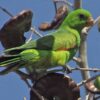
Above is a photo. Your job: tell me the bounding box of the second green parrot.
[0,9,94,75]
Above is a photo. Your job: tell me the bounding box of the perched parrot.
[0,9,94,76]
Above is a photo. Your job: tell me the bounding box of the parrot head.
[62,9,94,32]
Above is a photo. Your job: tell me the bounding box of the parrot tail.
[4,47,24,54]
[0,54,21,66]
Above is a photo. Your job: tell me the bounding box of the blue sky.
[0,0,100,100]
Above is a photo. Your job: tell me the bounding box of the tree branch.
[53,0,73,7]
[78,37,90,80]
[26,27,43,43]
[23,78,46,100]
[76,16,100,80]
[74,0,82,9]
[77,74,100,87]
[72,67,100,72]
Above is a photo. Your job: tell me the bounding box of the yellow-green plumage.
[20,49,70,67]
[0,9,93,74]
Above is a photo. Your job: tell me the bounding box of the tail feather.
[0,55,20,66]
[4,46,26,54]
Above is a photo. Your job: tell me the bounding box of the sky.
[0,0,100,100]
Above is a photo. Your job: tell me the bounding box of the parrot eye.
[78,14,85,19]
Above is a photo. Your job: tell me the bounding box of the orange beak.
[86,17,94,26]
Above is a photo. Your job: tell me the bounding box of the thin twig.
[72,67,100,72]
[26,27,43,43]
[94,16,100,25]
[77,74,100,87]
[0,6,13,17]
[30,27,43,37]
[47,66,100,73]
[15,70,46,100]
[53,0,73,7]
[52,66,100,72]
[73,57,82,63]
[74,0,82,9]
[53,0,57,13]
[24,79,46,100]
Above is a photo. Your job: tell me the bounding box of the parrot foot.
[63,65,72,74]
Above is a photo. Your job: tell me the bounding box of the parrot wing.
[4,29,79,54]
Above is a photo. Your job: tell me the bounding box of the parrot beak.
[86,17,94,26]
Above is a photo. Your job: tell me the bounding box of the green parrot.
[0,9,94,76]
